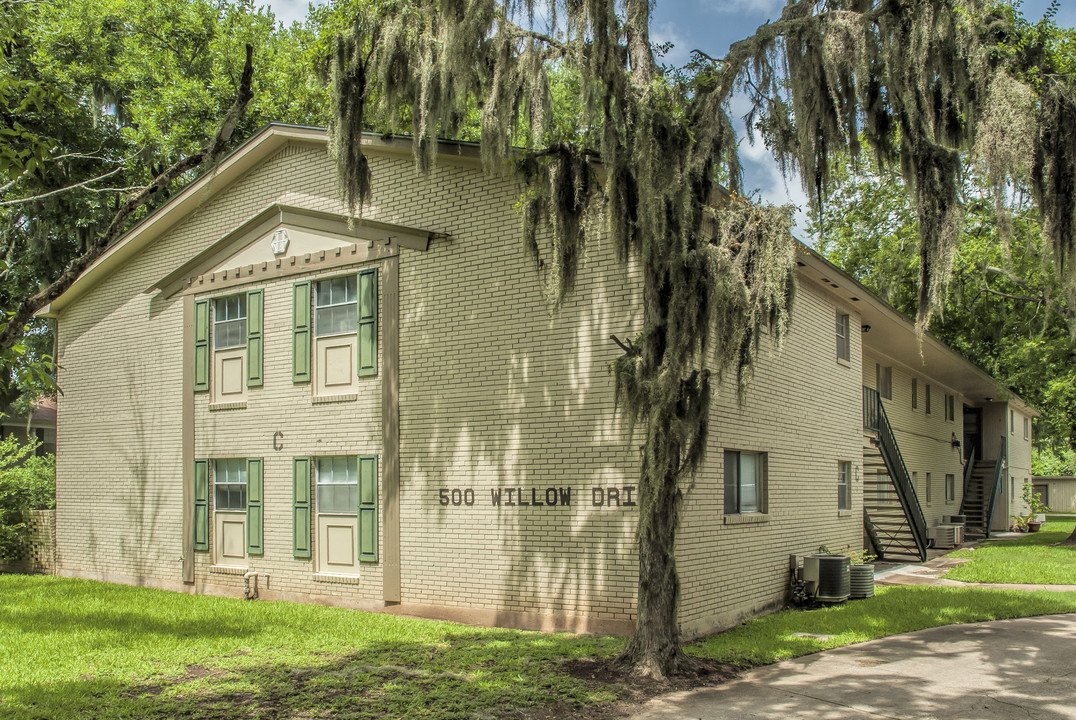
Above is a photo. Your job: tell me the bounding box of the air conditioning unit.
[929,524,964,549]
[942,515,966,525]
[802,554,850,603]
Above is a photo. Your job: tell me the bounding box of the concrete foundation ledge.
[383,602,637,636]
[51,568,636,636]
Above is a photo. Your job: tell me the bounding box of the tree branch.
[0,44,256,352]
[0,166,124,206]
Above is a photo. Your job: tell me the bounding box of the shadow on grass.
[0,576,256,644]
[1,630,622,720]
[680,614,1076,720]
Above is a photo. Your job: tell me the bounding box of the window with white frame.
[315,276,358,337]
[838,461,851,510]
[925,472,932,504]
[214,295,247,349]
[911,378,918,409]
[317,456,358,513]
[945,473,956,503]
[1024,417,1030,440]
[214,459,248,510]
[944,394,955,422]
[836,313,850,362]
[724,450,766,514]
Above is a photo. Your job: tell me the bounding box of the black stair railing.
[958,445,977,518]
[862,386,929,561]
[984,436,1007,537]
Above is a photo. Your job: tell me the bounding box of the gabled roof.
[43,124,481,316]
[43,122,1034,416]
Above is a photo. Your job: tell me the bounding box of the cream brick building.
[43,125,1035,638]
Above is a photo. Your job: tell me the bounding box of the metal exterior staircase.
[862,387,929,562]
[960,436,1007,540]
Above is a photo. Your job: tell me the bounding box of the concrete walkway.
[630,614,1076,720]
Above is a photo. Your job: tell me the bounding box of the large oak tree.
[326,0,1075,677]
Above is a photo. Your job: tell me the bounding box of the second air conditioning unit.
[928,524,964,549]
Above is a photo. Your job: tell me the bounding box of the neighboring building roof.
[43,122,1036,416]
[1,396,57,428]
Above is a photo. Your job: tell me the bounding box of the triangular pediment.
[150,204,434,297]
[211,223,357,273]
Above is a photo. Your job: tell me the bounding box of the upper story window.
[925,384,932,414]
[214,294,248,350]
[911,378,918,409]
[1010,409,1015,435]
[1024,417,1030,440]
[315,275,358,337]
[944,394,956,422]
[835,312,850,361]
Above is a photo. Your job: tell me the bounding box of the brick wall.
[54,132,876,637]
[0,509,55,575]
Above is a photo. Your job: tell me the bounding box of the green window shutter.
[292,281,311,382]
[194,459,209,551]
[357,269,378,378]
[246,289,263,387]
[292,457,312,559]
[357,455,378,562]
[193,299,210,392]
[246,458,264,555]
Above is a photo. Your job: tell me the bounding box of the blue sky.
[265,0,1073,232]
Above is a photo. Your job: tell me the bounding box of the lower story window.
[724,450,767,514]
[311,455,378,574]
[198,458,263,564]
[945,473,956,503]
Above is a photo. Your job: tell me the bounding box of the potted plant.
[1021,482,1051,533]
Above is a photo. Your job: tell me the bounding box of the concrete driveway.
[631,614,1076,720]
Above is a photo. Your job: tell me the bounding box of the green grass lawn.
[4,575,1076,719]
[0,575,622,719]
[943,518,1076,584]
[687,585,1076,667]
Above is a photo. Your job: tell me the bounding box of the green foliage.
[812,152,1076,452]
[0,575,622,719]
[0,437,55,562]
[1033,445,1076,475]
[0,0,337,411]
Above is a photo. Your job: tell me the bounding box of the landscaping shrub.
[0,436,55,562]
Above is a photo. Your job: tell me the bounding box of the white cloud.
[726,92,811,237]
[707,0,785,15]
[650,21,692,67]
[266,0,322,26]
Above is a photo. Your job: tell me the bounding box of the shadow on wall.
[114,356,169,585]
[400,226,644,629]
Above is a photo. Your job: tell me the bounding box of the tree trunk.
[617,258,694,679]
[618,448,690,678]
[1065,523,1076,546]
